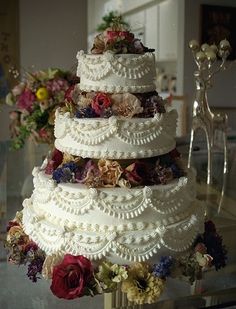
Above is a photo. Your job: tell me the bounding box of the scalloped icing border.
[22,202,205,262]
[77,51,155,81]
[54,109,177,159]
[77,51,156,93]
[31,167,196,220]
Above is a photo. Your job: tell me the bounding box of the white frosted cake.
[22,45,205,264]
[12,23,213,305]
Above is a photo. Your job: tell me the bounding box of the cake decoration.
[5,21,227,306]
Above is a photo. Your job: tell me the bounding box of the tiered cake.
[17,24,209,304]
[22,33,204,265]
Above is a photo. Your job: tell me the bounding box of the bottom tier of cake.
[22,166,205,264]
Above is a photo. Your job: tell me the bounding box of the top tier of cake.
[77,51,156,93]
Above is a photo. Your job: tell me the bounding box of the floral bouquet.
[6,68,79,149]
[91,16,154,54]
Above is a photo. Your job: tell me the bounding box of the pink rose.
[105,31,134,43]
[16,89,35,112]
[92,93,111,116]
[50,254,93,299]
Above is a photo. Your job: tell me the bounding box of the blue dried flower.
[153,256,173,279]
[52,167,73,183]
[62,162,78,172]
[170,163,183,178]
[75,107,96,118]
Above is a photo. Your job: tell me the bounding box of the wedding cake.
[7,22,226,305]
[22,42,204,265]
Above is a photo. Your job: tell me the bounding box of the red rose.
[50,254,93,299]
[45,149,63,175]
[92,93,111,116]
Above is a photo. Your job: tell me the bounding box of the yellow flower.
[121,263,165,305]
[96,261,128,291]
[36,87,49,101]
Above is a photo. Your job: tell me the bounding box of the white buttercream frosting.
[22,167,205,263]
[77,51,156,93]
[21,50,206,266]
[54,108,177,159]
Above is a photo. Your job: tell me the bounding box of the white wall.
[20,0,87,70]
[0,0,87,141]
[88,0,107,34]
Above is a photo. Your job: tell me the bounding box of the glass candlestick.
[188,39,230,212]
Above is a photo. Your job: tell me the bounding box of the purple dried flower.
[203,221,227,271]
[76,160,102,187]
[27,257,44,282]
[136,92,166,117]
[153,256,173,279]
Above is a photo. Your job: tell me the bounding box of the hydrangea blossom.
[153,256,173,279]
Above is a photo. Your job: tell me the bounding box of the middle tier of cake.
[54,108,177,159]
